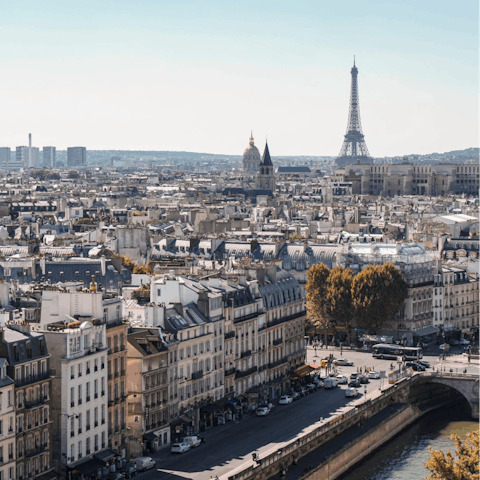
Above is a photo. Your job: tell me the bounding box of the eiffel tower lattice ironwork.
[336,59,372,167]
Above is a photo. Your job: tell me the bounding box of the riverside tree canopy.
[306,262,407,336]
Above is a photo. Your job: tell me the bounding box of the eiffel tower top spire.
[335,60,372,167]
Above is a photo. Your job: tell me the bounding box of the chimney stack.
[28,133,32,168]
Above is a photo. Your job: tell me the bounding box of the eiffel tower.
[335,59,372,167]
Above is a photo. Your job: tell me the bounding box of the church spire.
[260,141,273,167]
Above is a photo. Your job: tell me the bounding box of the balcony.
[235,366,258,379]
[15,369,55,388]
[25,445,47,458]
[268,358,287,369]
[267,310,306,328]
[25,397,45,410]
[225,368,236,377]
[224,331,235,340]
[191,371,203,380]
[233,311,259,324]
[273,338,283,346]
[240,350,252,359]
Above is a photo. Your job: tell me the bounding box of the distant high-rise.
[16,145,38,168]
[43,146,56,168]
[0,148,11,169]
[67,147,87,167]
[335,60,372,167]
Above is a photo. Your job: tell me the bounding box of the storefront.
[170,414,194,442]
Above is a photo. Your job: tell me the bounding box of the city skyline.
[0,0,478,157]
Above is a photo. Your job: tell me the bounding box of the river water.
[339,402,478,480]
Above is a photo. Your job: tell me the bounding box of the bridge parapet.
[415,372,479,419]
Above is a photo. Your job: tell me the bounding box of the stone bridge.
[396,372,479,419]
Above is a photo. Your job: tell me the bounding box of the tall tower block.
[335,60,372,167]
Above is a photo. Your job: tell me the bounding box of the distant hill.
[406,147,479,159]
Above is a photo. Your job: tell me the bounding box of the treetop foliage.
[306,262,408,334]
[424,429,479,480]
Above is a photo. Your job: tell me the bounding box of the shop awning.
[143,432,159,441]
[309,363,321,370]
[293,364,314,378]
[35,471,59,480]
[201,404,219,414]
[73,457,105,476]
[94,449,117,462]
[414,327,440,336]
[170,414,194,426]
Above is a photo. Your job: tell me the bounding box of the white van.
[182,435,202,448]
[324,377,337,389]
[134,457,155,471]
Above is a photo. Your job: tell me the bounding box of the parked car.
[324,377,337,389]
[264,402,275,411]
[439,344,450,350]
[406,362,425,371]
[134,457,156,470]
[345,387,359,397]
[183,435,202,448]
[107,473,125,480]
[367,371,380,379]
[256,406,270,416]
[279,395,293,405]
[335,375,348,384]
[333,359,354,366]
[306,383,317,392]
[122,465,137,478]
[291,391,300,400]
[349,373,358,379]
[416,360,430,368]
[298,386,307,396]
[459,339,470,345]
[313,378,324,388]
[171,443,191,454]
[358,375,369,384]
[348,378,360,388]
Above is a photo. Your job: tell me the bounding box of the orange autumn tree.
[423,429,479,480]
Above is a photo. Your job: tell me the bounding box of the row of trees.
[306,262,408,344]
[118,255,154,275]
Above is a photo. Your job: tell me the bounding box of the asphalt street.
[134,345,479,480]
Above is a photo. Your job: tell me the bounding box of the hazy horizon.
[1,0,478,157]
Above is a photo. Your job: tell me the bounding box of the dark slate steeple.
[260,141,273,167]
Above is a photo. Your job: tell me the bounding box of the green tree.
[67,170,80,179]
[352,263,407,334]
[424,429,479,480]
[326,266,355,345]
[306,263,332,344]
[46,171,61,180]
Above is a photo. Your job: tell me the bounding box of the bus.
[372,344,422,361]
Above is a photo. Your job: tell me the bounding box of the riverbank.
[267,403,419,480]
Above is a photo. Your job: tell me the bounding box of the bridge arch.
[408,374,479,419]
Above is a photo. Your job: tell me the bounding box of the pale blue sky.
[0,0,477,156]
